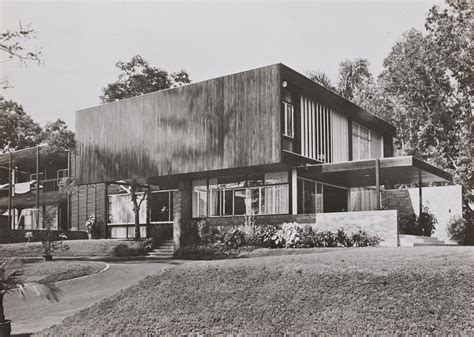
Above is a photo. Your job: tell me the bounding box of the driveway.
[4,259,187,335]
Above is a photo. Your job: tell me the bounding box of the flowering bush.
[447,216,466,243]
[24,232,33,242]
[85,214,96,239]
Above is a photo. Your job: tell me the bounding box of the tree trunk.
[0,292,5,323]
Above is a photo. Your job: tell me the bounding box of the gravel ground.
[38,246,473,335]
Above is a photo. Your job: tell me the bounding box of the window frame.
[283,102,294,138]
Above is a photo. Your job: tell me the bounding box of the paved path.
[4,259,187,335]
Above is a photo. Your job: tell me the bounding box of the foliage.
[0,259,60,324]
[447,216,466,244]
[337,59,372,101]
[41,209,69,257]
[41,119,76,152]
[24,232,33,243]
[1,23,42,89]
[141,238,154,252]
[414,206,438,237]
[85,214,96,238]
[100,55,191,103]
[0,97,43,153]
[305,69,336,92]
[58,177,77,197]
[351,230,381,247]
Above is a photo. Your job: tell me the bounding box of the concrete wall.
[407,185,462,241]
[383,185,462,241]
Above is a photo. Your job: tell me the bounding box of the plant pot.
[43,255,53,261]
[0,320,11,337]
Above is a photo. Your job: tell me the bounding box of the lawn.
[12,259,108,283]
[38,246,473,335]
[0,239,146,258]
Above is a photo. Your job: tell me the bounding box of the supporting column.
[104,183,108,239]
[36,146,40,229]
[8,152,12,229]
[146,185,151,238]
[375,158,380,210]
[291,168,298,215]
[66,151,71,229]
[418,169,423,215]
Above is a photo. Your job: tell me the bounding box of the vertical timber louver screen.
[331,111,349,162]
[300,96,333,163]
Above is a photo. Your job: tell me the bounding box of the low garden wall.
[0,228,87,244]
[206,210,398,247]
[313,210,398,247]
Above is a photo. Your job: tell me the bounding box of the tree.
[118,179,147,241]
[1,23,42,89]
[0,98,42,153]
[100,55,191,103]
[337,59,372,101]
[305,70,336,92]
[1,259,60,333]
[41,119,76,152]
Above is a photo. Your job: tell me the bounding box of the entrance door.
[323,185,348,213]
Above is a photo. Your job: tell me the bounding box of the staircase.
[399,234,450,247]
[147,240,175,259]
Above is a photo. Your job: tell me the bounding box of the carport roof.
[297,156,451,187]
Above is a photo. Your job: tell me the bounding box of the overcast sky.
[1,0,442,130]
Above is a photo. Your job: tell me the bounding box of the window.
[108,193,147,224]
[297,178,323,214]
[283,102,294,138]
[350,187,379,211]
[192,172,290,217]
[352,122,371,160]
[30,172,45,182]
[192,180,208,218]
[150,191,174,222]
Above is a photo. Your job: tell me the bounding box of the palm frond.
[16,282,61,302]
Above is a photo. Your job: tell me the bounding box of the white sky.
[1,0,442,130]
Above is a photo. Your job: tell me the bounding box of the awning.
[297,156,451,187]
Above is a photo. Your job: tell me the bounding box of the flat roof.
[297,156,451,187]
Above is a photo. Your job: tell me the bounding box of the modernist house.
[0,146,71,239]
[73,64,459,247]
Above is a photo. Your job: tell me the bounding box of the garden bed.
[0,239,147,258]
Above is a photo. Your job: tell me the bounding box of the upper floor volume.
[75,63,396,185]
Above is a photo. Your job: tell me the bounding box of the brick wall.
[382,189,415,233]
[206,210,398,247]
[314,210,398,247]
[173,180,192,249]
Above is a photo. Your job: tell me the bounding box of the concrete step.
[399,234,446,247]
[413,242,447,246]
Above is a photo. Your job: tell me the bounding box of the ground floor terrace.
[58,155,457,247]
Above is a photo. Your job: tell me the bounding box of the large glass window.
[350,187,379,211]
[352,122,371,160]
[297,178,323,214]
[193,172,289,217]
[108,193,147,224]
[150,191,174,222]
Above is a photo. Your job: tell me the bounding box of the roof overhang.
[297,156,451,187]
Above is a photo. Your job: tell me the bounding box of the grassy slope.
[16,260,107,283]
[40,247,473,335]
[0,239,145,258]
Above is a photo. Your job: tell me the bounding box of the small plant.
[222,228,246,248]
[0,259,61,335]
[24,232,33,243]
[41,208,69,261]
[447,216,466,244]
[281,223,302,248]
[85,214,96,239]
[351,230,381,247]
[142,238,155,252]
[336,228,353,247]
[416,206,438,237]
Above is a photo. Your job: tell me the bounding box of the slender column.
[418,170,423,215]
[146,185,151,238]
[8,152,12,229]
[36,146,40,228]
[375,158,380,210]
[104,183,108,239]
[67,151,71,229]
[291,168,298,214]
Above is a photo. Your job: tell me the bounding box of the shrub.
[447,216,466,243]
[336,228,353,247]
[416,207,438,237]
[351,230,381,247]
[222,228,246,248]
[248,225,280,248]
[281,223,302,248]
